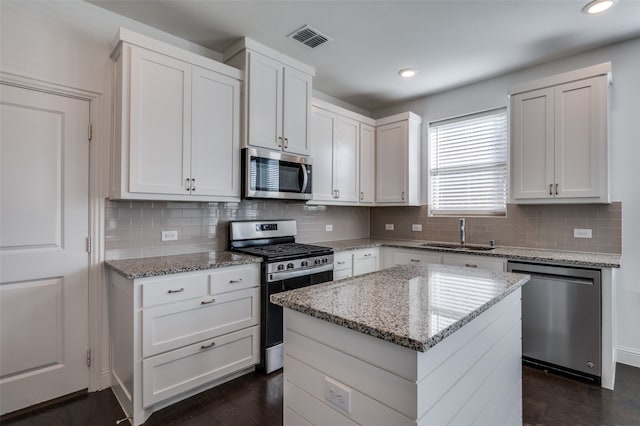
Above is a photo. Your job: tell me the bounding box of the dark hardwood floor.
[3,364,639,425]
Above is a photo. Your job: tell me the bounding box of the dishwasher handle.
[511,270,594,286]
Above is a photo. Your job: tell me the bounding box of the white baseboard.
[616,346,640,369]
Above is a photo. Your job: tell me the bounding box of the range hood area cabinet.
[110,29,242,202]
[224,38,315,156]
[375,112,422,206]
[309,99,376,205]
[510,63,611,204]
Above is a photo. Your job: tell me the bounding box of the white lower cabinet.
[441,254,506,273]
[334,248,381,279]
[109,263,260,426]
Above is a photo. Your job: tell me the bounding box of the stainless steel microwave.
[242,148,312,200]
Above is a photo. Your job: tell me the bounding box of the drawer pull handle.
[167,288,184,294]
[410,259,420,262]
[364,253,372,257]
[337,261,346,265]
[229,278,243,283]
[200,341,216,350]
[465,264,478,268]
[201,298,216,305]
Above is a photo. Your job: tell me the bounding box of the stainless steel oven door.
[262,268,333,373]
[243,147,312,200]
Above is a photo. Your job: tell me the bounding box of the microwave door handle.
[300,164,309,193]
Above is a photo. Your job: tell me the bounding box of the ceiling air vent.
[288,25,332,49]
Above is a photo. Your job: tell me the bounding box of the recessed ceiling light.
[582,0,614,14]
[399,68,417,78]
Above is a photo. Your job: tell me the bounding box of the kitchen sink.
[419,242,495,251]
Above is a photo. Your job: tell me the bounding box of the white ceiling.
[88,0,640,111]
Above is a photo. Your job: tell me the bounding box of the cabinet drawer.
[353,248,380,276]
[442,254,506,273]
[393,250,442,266]
[334,268,352,280]
[142,287,259,357]
[209,264,259,294]
[142,325,259,407]
[141,273,208,308]
[334,252,353,272]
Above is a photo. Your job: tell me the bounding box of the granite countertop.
[105,251,261,279]
[271,263,530,352]
[318,238,621,268]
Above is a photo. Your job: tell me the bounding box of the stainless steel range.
[229,219,333,373]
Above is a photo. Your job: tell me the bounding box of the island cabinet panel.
[282,289,522,425]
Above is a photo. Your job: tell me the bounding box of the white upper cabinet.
[111,29,241,202]
[359,123,375,205]
[375,112,422,206]
[309,99,375,206]
[510,63,610,204]
[225,39,314,156]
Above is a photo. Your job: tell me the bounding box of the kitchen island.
[271,263,530,425]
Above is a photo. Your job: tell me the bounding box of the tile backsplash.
[105,200,370,260]
[370,202,622,254]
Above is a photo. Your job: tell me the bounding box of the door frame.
[1,71,107,392]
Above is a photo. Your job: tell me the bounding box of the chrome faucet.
[459,218,466,246]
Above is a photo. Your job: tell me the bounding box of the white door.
[282,66,312,155]
[191,66,240,199]
[0,84,89,414]
[511,87,555,200]
[333,116,359,202]
[359,123,375,204]
[129,46,191,195]
[310,107,336,202]
[376,121,407,204]
[247,51,283,151]
[554,76,606,199]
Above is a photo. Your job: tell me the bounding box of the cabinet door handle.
[336,189,340,198]
[465,263,478,268]
[278,136,283,147]
[364,253,372,257]
[337,261,346,265]
[549,184,553,196]
[284,137,289,148]
[200,341,216,350]
[555,183,559,195]
[229,278,243,283]
[401,191,405,201]
[410,259,420,262]
[191,178,196,192]
[167,287,184,294]
[360,192,364,201]
[186,178,191,192]
[201,298,215,305]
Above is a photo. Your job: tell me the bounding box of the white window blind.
[429,108,508,216]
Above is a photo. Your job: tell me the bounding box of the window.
[429,108,508,216]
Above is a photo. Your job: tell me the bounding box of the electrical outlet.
[161,230,178,241]
[412,224,423,232]
[325,224,333,232]
[385,224,395,231]
[574,228,593,238]
[324,377,352,413]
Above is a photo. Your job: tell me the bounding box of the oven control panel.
[267,254,334,277]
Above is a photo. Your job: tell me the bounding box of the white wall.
[373,37,640,367]
[0,0,227,390]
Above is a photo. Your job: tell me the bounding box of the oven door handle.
[267,263,333,282]
[300,163,309,194]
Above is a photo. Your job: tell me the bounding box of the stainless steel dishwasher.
[507,261,601,383]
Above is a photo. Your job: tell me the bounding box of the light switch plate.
[412,224,423,232]
[325,224,333,232]
[574,228,593,239]
[385,224,394,231]
[161,230,178,241]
